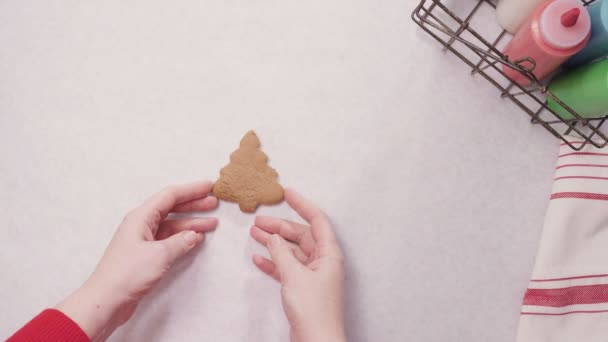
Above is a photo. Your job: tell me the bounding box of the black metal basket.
[412,0,607,150]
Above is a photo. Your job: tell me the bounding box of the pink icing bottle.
[502,0,591,86]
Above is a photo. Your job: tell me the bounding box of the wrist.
[297,320,346,342]
[55,279,125,340]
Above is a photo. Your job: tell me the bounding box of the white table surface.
[0,0,560,341]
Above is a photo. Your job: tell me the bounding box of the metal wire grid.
[412,0,607,150]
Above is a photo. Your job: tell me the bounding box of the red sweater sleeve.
[7,309,90,342]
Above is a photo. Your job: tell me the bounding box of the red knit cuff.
[7,308,90,342]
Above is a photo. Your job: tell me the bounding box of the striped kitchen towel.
[517,140,608,342]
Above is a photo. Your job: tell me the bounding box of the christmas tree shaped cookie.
[213,131,284,212]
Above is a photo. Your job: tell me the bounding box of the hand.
[56,180,219,341]
[250,189,346,342]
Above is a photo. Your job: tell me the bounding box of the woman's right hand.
[250,189,346,342]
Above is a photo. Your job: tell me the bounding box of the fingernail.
[184,231,200,246]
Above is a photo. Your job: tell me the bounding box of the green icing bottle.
[547,58,608,120]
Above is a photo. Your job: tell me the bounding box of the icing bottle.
[565,0,608,67]
[502,0,591,86]
[547,58,608,120]
[496,0,548,34]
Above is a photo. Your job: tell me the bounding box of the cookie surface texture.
[213,131,284,212]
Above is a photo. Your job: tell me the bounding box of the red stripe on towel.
[559,152,608,158]
[551,192,608,201]
[524,284,608,307]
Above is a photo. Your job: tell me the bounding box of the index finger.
[137,180,214,222]
[284,188,337,247]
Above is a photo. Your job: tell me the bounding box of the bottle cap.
[539,0,591,50]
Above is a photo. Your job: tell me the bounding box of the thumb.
[157,230,204,265]
[267,234,300,279]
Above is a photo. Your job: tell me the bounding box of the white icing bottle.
[496,0,549,33]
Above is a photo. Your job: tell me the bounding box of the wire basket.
[412,0,607,150]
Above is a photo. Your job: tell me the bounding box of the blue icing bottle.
[566,0,608,67]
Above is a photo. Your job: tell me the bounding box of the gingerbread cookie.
[213,131,284,212]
